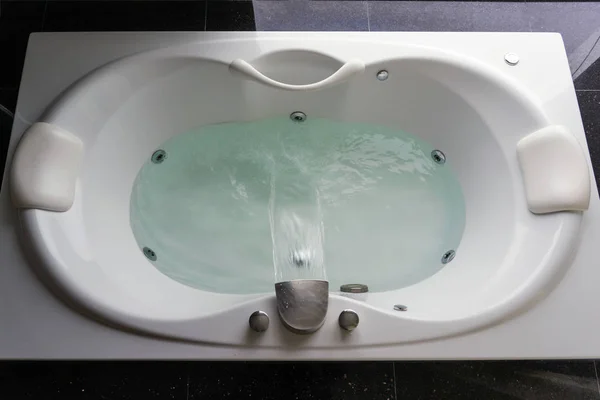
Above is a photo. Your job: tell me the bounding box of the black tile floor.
[0,362,188,399]
[394,361,600,400]
[1,360,599,399]
[188,362,395,399]
[43,1,207,32]
[1,1,600,398]
[206,1,257,31]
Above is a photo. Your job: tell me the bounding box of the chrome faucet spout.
[275,280,329,334]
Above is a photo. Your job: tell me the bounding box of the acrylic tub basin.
[9,35,590,347]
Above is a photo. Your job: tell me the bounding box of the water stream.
[268,137,326,283]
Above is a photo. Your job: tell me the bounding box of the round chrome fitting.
[340,284,369,293]
[431,150,446,164]
[142,247,157,261]
[394,304,408,312]
[441,250,456,264]
[290,111,306,122]
[249,311,270,332]
[151,149,167,164]
[376,70,389,81]
[338,309,359,331]
[504,53,519,66]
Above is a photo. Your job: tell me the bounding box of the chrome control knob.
[249,311,269,332]
[338,309,359,331]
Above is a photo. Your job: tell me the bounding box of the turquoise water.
[130,117,466,294]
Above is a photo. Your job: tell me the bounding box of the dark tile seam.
[204,0,208,32]
[392,362,398,400]
[572,34,600,79]
[186,369,190,400]
[594,361,600,398]
[40,0,49,32]
[366,1,371,32]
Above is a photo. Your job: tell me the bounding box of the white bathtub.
[3,32,599,358]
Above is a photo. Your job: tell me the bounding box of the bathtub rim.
[13,35,586,346]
